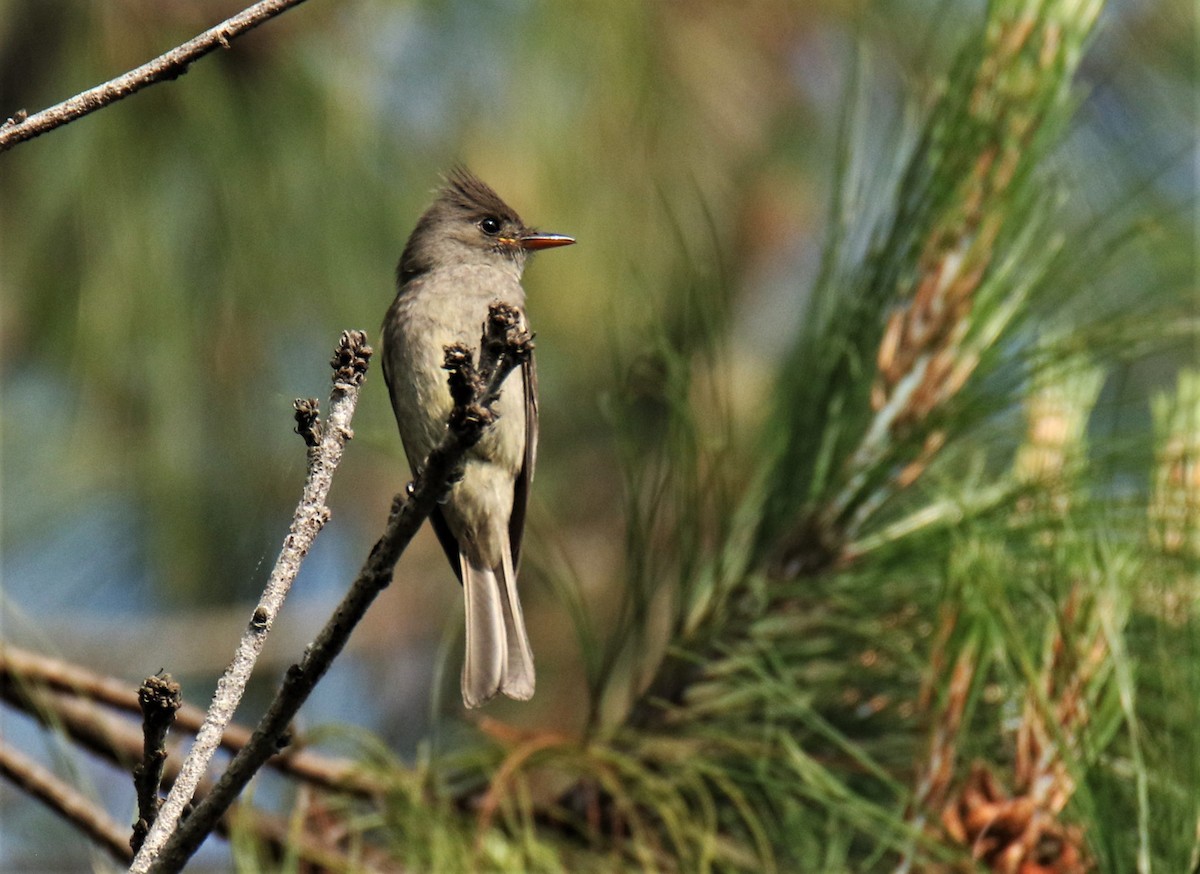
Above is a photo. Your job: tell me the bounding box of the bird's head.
[398,168,574,284]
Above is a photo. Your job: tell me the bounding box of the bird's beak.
[519,232,575,251]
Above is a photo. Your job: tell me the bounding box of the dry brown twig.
[0,0,313,153]
[0,644,384,797]
[0,326,395,870]
[0,739,132,865]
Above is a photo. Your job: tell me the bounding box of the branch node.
[449,402,497,443]
[293,398,321,447]
[330,330,373,388]
[480,302,533,374]
[443,344,482,407]
[478,303,533,404]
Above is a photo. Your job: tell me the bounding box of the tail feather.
[497,545,535,701]
[461,558,506,709]
[459,544,536,708]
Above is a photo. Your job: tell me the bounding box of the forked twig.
[130,330,371,873]
[138,305,530,873]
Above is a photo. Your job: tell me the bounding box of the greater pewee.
[382,169,574,708]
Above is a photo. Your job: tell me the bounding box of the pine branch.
[764,0,1104,576]
[488,3,1125,871]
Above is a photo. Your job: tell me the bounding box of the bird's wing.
[438,349,536,585]
[382,298,464,581]
[508,350,538,573]
[430,509,464,584]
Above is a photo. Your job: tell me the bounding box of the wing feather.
[508,353,538,572]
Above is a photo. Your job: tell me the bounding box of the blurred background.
[0,0,1193,869]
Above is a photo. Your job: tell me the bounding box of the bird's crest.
[439,167,523,225]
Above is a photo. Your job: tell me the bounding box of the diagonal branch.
[140,303,533,874]
[129,329,371,874]
[0,0,313,153]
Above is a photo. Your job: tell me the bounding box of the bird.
[381,168,574,708]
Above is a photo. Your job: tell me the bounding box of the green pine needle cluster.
[314,1,1196,871]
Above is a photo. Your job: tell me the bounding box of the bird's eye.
[479,216,502,236]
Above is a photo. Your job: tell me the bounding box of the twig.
[0,643,385,797]
[143,303,532,874]
[1,681,378,870]
[0,0,313,153]
[130,330,372,874]
[0,738,132,865]
[131,674,182,854]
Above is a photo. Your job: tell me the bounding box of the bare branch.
[0,739,132,865]
[130,330,372,874]
[144,304,531,873]
[0,0,313,153]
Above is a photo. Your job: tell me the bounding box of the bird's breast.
[383,266,528,474]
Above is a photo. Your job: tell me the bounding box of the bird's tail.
[461,544,535,708]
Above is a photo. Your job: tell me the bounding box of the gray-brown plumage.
[382,169,574,708]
